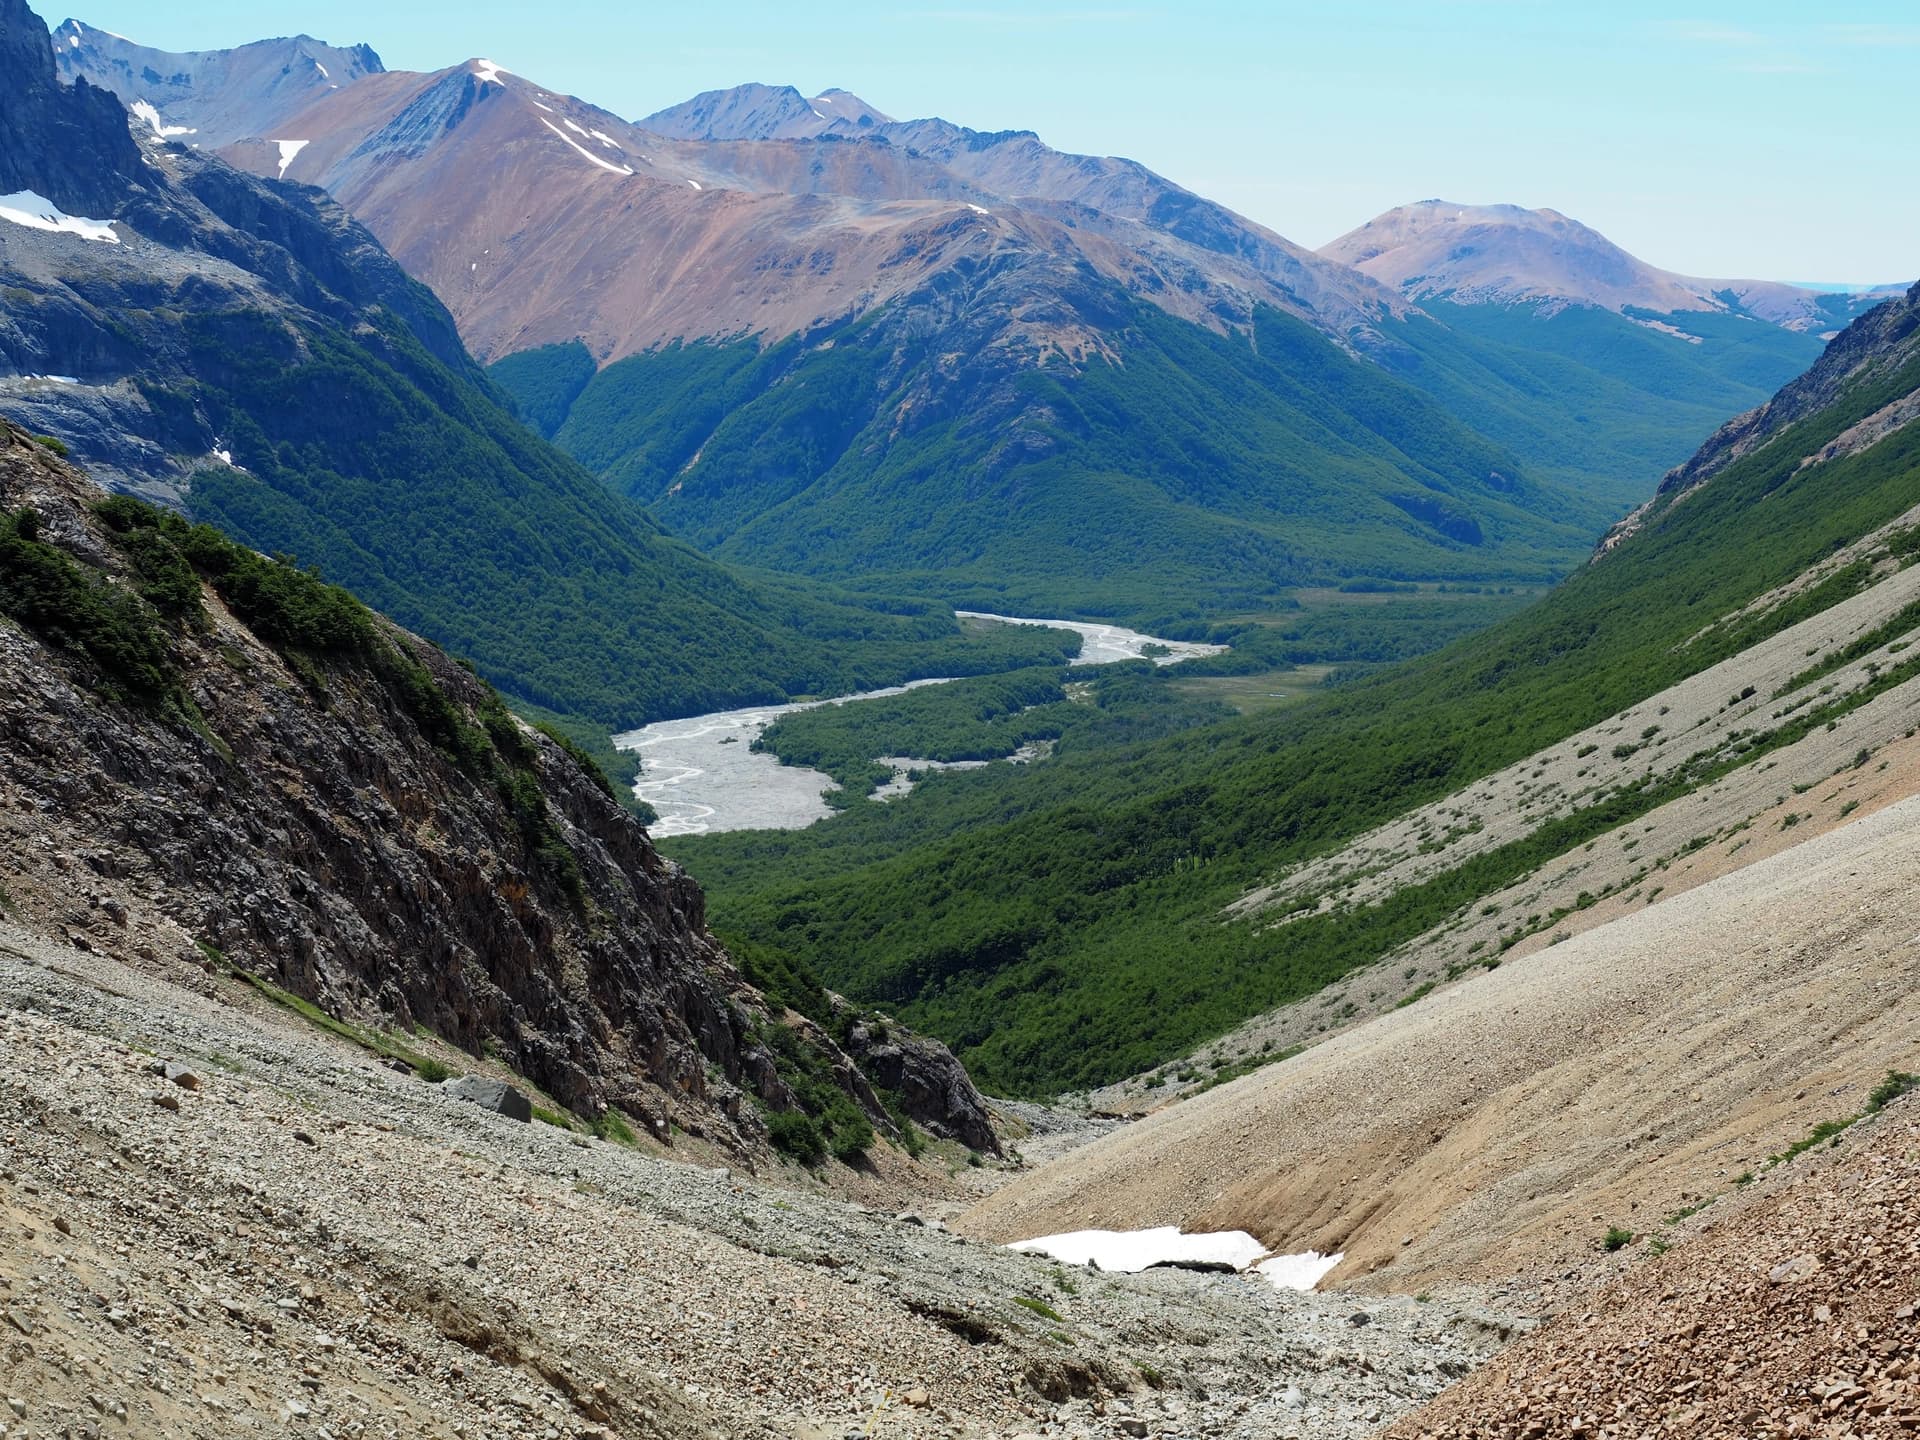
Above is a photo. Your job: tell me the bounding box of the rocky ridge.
[0,420,991,1159]
[1600,280,1920,554]
[57,26,1406,366]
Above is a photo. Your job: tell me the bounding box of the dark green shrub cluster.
[758,1020,873,1166]
[1,506,181,710]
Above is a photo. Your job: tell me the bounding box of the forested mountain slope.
[62,25,1789,614]
[670,282,1920,1094]
[1,0,1076,725]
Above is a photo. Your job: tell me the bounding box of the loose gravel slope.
[0,923,1522,1440]
[961,794,1920,1300]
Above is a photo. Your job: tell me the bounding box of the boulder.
[444,1076,532,1122]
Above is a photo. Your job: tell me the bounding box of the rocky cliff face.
[0,421,996,1158]
[0,0,146,215]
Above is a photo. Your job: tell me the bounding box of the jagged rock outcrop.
[837,1000,1000,1154]
[0,422,985,1157]
[0,0,147,216]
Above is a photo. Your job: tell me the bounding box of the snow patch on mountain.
[0,191,118,243]
[538,119,633,176]
[131,100,194,138]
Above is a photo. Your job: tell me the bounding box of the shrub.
[1602,1226,1634,1252]
[30,433,68,456]
[592,1109,639,1146]
[1,506,181,709]
[1868,1070,1918,1112]
[766,1109,827,1165]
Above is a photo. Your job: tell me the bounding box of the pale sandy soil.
[960,791,1920,1308]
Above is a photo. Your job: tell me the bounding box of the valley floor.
[0,924,1523,1440]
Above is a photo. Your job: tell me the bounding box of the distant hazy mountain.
[52,17,384,144]
[638,82,893,140]
[1323,200,1892,335]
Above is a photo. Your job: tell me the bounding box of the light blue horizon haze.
[57,1,1919,285]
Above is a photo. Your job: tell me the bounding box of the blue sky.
[63,1,1917,284]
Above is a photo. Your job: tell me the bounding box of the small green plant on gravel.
[1868,1071,1919,1110]
[30,433,69,456]
[1135,1363,1166,1389]
[1013,1296,1064,1323]
[1603,1226,1635,1252]
[1734,1170,1755,1186]
[530,1104,574,1130]
[1646,1236,1672,1258]
[227,962,452,1080]
[591,1108,639,1146]
[1051,1265,1079,1296]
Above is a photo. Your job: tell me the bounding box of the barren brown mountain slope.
[1386,1092,1920,1440]
[61,28,1403,365]
[959,788,1920,1298]
[1321,200,1892,330]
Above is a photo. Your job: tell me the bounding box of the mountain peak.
[638,82,891,141]
[54,17,383,142]
[1,1,145,215]
[1320,199,1880,331]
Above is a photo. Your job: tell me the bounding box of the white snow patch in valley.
[811,108,825,118]
[472,59,507,86]
[529,99,553,113]
[590,129,621,149]
[31,374,81,385]
[537,119,634,176]
[0,191,118,244]
[1010,1228,1343,1291]
[563,118,589,137]
[1010,1227,1269,1275]
[274,140,309,179]
[68,33,78,47]
[313,60,328,78]
[1256,1251,1345,1292]
[213,449,233,466]
[131,100,195,138]
[687,178,703,190]
[966,203,991,215]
